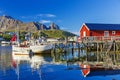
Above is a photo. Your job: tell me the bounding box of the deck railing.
[80,36,120,42]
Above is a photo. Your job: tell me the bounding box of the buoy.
[80,64,90,77]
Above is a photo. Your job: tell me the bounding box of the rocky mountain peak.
[0,15,60,32]
[2,15,14,19]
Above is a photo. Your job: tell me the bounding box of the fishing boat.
[11,34,30,55]
[29,38,53,54]
[12,45,30,55]
[30,43,53,54]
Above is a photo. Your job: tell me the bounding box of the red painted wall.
[90,30,120,36]
[90,31,104,36]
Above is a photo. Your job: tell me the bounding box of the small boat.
[0,40,10,46]
[1,40,10,44]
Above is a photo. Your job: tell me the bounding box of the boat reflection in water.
[11,52,50,80]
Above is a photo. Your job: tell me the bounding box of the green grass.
[40,30,76,38]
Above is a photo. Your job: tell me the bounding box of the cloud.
[39,20,51,23]
[37,14,56,18]
[20,16,39,21]
[45,14,56,17]
[20,14,56,20]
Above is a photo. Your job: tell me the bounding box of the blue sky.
[0,0,120,35]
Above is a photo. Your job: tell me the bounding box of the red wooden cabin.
[79,23,120,41]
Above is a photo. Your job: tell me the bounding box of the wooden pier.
[51,36,120,69]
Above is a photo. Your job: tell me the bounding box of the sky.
[0,0,120,35]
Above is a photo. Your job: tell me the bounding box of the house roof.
[85,23,120,30]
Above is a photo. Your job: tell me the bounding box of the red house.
[79,23,120,40]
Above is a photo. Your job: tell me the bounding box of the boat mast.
[16,24,20,43]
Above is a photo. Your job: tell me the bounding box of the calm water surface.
[0,45,120,80]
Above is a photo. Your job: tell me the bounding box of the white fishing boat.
[12,45,30,55]
[29,38,53,54]
[30,43,53,54]
[11,32,30,55]
[11,26,53,54]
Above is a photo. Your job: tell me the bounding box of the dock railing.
[80,36,120,42]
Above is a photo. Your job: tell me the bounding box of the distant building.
[80,23,120,39]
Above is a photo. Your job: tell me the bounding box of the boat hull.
[30,44,52,53]
[12,45,30,55]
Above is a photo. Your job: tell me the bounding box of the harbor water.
[0,45,120,80]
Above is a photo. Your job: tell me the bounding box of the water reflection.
[1,46,120,80]
[51,49,87,63]
[0,46,53,80]
[0,46,12,75]
[12,53,50,70]
[12,53,47,80]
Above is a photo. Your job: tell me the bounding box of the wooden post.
[86,43,88,62]
[72,42,74,54]
[97,42,99,62]
[78,42,80,60]
[113,41,116,64]
[71,42,74,59]
[54,43,57,61]
[100,43,103,61]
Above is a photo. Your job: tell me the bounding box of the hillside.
[40,30,76,38]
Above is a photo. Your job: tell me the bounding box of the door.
[83,31,86,37]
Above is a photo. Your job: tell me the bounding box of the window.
[104,31,109,37]
[112,31,115,35]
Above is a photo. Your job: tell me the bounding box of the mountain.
[0,15,22,31]
[0,15,60,32]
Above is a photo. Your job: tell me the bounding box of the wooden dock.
[51,36,120,69]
